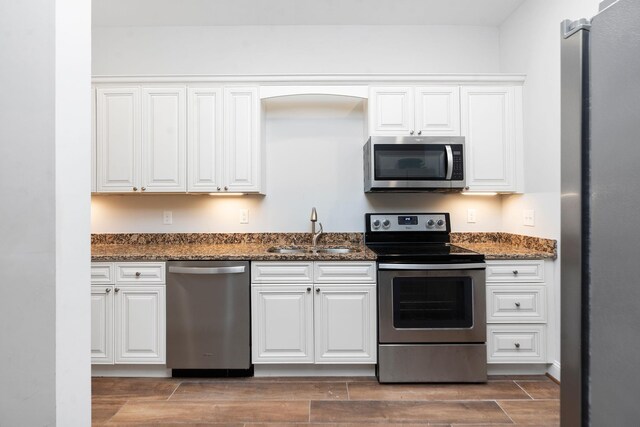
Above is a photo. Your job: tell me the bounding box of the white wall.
[499,0,601,239]
[92,95,503,233]
[92,25,499,75]
[498,0,601,375]
[91,24,504,233]
[0,0,91,425]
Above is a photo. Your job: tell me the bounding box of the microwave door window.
[374,145,447,180]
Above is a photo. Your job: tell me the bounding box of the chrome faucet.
[310,207,323,248]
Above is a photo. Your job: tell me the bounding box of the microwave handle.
[445,145,453,180]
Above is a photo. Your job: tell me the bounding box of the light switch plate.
[467,208,477,223]
[523,209,535,226]
[239,209,249,224]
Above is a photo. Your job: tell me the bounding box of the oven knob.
[426,219,435,228]
[382,219,391,229]
[436,219,445,227]
[372,219,381,229]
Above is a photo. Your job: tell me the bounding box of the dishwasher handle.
[168,265,246,275]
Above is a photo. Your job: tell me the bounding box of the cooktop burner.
[364,213,484,264]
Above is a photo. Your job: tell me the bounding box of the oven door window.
[392,276,473,328]
[374,144,447,181]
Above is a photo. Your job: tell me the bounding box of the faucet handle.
[317,222,323,234]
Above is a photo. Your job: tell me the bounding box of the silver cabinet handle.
[224,186,229,191]
[135,272,141,277]
[105,288,111,293]
[316,288,320,293]
[409,130,415,135]
[513,270,519,275]
[132,187,138,191]
[379,263,486,270]
[514,342,521,349]
[168,266,246,275]
[445,145,453,180]
[417,130,422,135]
[307,287,311,293]
[217,187,221,191]
[141,187,146,191]
[515,302,521,307]
[114,288,120,293]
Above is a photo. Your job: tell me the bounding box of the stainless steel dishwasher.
[167,260,251,375]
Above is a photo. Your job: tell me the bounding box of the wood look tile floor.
[92,375,559,426]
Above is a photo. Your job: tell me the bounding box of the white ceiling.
[92,0,525,27]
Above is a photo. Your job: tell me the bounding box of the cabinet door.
[415,86,461,136]
[96,87,141,192]
[314,285,376,363]
[187,87,223,192]
[368,87,414,135]
[141,87,187,192]
[114,286,166,364]
[252,286,314,363]
[224,87,261,193]
[91,286,114,364]
[461,86,518,192]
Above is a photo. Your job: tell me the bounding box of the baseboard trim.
[487,364,550,376]
[92,365,171,378]
[254,364,376,377]
[546,360,561,383]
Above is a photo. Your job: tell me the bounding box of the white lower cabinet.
[251,261,377,364]
[486,260,553,365]
[91,262,166,365]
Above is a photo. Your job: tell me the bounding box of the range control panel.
[368,213,448,232]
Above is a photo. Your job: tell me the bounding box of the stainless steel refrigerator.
[561,0,640,425]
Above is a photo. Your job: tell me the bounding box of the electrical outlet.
[523,209,535,226]
[467,208,477,223]
[163,211,173,225]
[239,209,249,224]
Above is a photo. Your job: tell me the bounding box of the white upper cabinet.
[141,87,187,192]
[368,87,414,135]
[414,86,461,136]
[187,87,223,192]
[96,87,141,192]
[224,87,261,193]
[369,86,461,136]
[461,86,522,192]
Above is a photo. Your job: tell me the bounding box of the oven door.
[378,264,486,343]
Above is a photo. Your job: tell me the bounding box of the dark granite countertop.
[91,232,557,262]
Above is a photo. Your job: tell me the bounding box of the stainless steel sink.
[266,246,306,254]
[312,247,355,254]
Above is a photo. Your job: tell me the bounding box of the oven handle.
[445,145,453,180]
[378,263,486,270]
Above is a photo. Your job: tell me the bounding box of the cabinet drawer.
[91,263,114,284]
[115,262,165,284]
[314,262,376,283]
[251,262,314,283]
[486,260,544,283]
[487,286,546,323]
[487,325,546,363]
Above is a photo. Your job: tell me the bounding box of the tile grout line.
[165,380,182,401]
[514,380,535,400]
[494,399,518,425]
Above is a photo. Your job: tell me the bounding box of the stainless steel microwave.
[363,136,465,192]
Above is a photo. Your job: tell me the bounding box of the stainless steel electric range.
[365,213,487,383]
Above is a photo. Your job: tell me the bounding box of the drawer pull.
[513,270,519,275]
[514,342,521,349]
[515,302,521,308]
[135,272,141,277]
[105,288,111,293]
[307,287,311,293]
[316,288,320,293]
[114,288,120,293]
